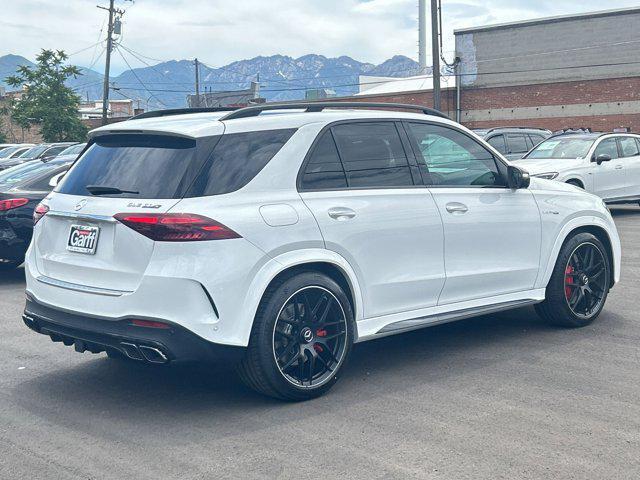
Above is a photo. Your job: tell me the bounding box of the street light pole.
[194,58,201,108]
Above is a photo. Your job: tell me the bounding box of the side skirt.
[355,289,545,342]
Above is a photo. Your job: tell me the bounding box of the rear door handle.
[445,202,469,214]
[328,207,356,221]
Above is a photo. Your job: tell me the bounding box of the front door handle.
[328,207,356,221]
[615,165,624,170]
[445,202,469,214]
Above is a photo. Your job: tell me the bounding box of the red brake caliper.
[565,265,574,300]
[314,329,327,353]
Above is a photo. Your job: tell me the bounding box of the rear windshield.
[0,146,24,159]
[20,145,49,158]
[58,143,86,156]
[57,129,296,199]
[57,135,198,199]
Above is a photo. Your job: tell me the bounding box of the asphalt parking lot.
[1,206,639,480]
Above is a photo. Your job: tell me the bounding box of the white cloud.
[0,0,639,74]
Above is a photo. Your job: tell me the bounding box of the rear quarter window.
[188,129,296,197]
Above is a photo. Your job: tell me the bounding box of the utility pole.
[418,0,427,74]
[194,58,200,108]
[430,0,441,112]
[98,0,126,125]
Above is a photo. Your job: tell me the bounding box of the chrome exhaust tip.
[119,342,144,361]
[138,345,169,364]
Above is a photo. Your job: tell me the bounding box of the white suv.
[516,132,640,205]
[22,103,621,400]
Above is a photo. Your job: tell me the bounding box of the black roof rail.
[131,107,241,120]
[484,126,552,134]
[218,102,449,121]
[548,128,605,138]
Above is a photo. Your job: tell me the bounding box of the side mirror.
[507,165,530,189]
[593,154,612,165]
[48,171,67,188]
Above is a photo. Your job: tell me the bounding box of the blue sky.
[1,0,639,73]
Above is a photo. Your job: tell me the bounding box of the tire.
[237,271,355,401]
[535,232,611,328]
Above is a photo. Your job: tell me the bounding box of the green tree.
[5,49,87,142]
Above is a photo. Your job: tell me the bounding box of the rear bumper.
[23,296,246,365]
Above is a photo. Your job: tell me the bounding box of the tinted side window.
[23,168,66,191]
[409,123,503,187]
[594,138,620,159]
[191,129,296,196]
[506,134,529,154]
[300,131,347,190]
[487,135,506,154]
[44,146,68,157]
[619,137,639,158]
[331,123,414,188]
[529,134,546,145]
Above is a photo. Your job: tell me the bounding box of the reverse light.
[33,202,49,224]
[114,213,241,242]
[0,198,29,212]
[533,172,559,180]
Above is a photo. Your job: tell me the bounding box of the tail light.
[33,202,49,224]
[0,198,29,212]
[114,213,241,242]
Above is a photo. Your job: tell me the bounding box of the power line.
[106,58,640,97]
[115,46,167,107]
[119,43,199,90]
[67,40,104,57]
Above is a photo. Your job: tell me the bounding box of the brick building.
[337,7,640,133]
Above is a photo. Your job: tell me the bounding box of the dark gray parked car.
[474,127,552,160]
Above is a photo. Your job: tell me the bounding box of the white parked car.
[22,103,621,400]
[515,132,640,204]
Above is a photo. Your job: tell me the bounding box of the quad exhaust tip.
[120,342,169,364]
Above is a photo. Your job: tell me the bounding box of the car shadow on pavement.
[0,266,25,286]
[10,305,623,427]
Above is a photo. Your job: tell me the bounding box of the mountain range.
[0,53,423,110]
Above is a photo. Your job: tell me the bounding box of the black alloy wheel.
[536,232,611,328]
[563,243,608,318]
[273,286,348,388]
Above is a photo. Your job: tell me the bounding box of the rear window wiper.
[86,185,139,196]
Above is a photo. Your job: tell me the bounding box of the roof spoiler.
[131,107,241,121]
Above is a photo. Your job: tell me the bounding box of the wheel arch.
[565,225,615,288]
[566,178,585,189]
[537,216,619,290]
[238,249,364,346]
